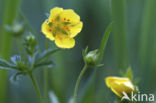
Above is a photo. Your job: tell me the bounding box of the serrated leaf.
[34,60,55,69]
[10,72,26,83]
[37,48,60,62]
[0,66,12,70]
[0,59,17,70]
[125,67,133,81]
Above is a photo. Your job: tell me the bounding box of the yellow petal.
[49,7,63,21]
[69,22,83,38]
[54,34,75,48]
[41,21,54,40]
[60,9,80,23]
[105,76,134,97]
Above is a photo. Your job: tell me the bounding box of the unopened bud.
[23,34,37,55]
[84,49,100,66]
[5,22,25,37]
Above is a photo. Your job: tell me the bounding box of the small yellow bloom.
[41,7,83,48]
[105,76,135,97]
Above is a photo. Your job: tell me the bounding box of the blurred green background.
[0,0,156,103]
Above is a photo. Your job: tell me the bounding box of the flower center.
[48,16,71,37]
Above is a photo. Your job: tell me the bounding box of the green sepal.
[125,66,133,81]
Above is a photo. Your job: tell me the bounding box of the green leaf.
[34,60,55,69]
[37,48,60,62]
[10,72,26,83]
[0,59,16,70]
[98,23,112,63]
[125,67,133,81]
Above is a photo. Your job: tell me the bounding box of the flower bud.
[84,49,100,66]
[23,34,37,55]
[105,76,135,98]
[5,22,25,37]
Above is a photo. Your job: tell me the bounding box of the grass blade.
[111,0,129,69]
[0,0,21,102]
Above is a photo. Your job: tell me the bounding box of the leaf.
[98,23,112,63]
[125,67,133,81]
[10,72,26,83]
[34,60,55,69]
[0,58,17,70]
[37,48,60,62]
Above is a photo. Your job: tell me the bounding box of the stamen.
[48,28,52,32]
[67,19,70,21]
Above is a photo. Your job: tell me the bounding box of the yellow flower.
[41,7,83,48]
[105,76,135,97]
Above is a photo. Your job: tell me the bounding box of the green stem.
[73,64,88,103]
[17,37,26,62]
[44,39,49,103]
[44,68,48,103]
[111,0,129,69]
[29,72,43,103]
